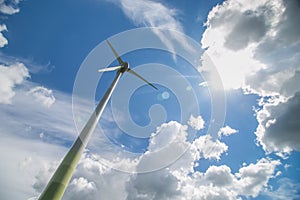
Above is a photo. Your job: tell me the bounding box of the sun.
[201,44,265,91]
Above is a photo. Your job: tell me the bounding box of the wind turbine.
[38,40,157,200]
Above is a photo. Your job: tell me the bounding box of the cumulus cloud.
[137,121,191,172]
[0,0,20,15]
[224,10,267,51]
[200,0,269,89]
[148,121,186,152]
[52,152,129,200]
[255,92,300,155]
[0,0,22,48]
[30,122,189,200]
[193,135,228,160]
[204,165,234,187]
[218,125,238,138]
[0,24,8,47]
[136,121,224,173]
[25,119,281,200]
[0,81,91,199]
[188,115,205,130]
[70,177,96,191]
[175,158,280,199]
[0,78,135,200]
[236,158,281,197]
[123,125,280,200]
[32,160,59,193]
[126,168,181,200]
[64,177,97,200]
[0,134,66,200]
[201,0,300,155]
[201,0,300,95]
[0,63,30,104]
[193,158,279,199]
[27,86,56,108]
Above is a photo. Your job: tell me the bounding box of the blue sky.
[0,0,300,199]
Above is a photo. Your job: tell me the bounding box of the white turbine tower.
[38,40,157,200]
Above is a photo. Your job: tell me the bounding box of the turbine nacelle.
[98,40,158,90]
[120,62,129,73]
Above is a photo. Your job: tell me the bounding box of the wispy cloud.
[263,178,300,200]
[109,0,194,59]
[27,86,56,108]
[118,0,182,31]
[0,53,55,74]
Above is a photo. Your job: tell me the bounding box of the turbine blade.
[106,40,124,65]
[127,69,158,90]
[98,66,121,73]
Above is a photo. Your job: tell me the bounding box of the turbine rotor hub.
[120,62,129,73]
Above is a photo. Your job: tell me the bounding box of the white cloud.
[200,0,270,90]
[188,115,205,131]
[0,0,22,48]
[64,177,97,200]
[125,122,230,199]
[126,168,181,200]
[148,121,186,152]
[0,76,132,200]
[218,125,238,138]
[136,121,226,174]
[263,178,300,200]
[54,155,281,200]
[62,152,129,200]
[70,177,96,191]
[32,160,59,193]
[0,1,288,199]
[0,1,290,199]
[0,24,8,47]
[201,0,300,155]
[0,134,67,200]
[27,86,56,108]
[204,165,234,186]
[30,151,131,200]
[199,81,208,87]
[192,135,228,160]
[175,158,280,199]
[111,0,194,58]
[0,80,87,147]
[0,0,20,15]
[0,79,84,199]
[255,92,300,155]
[235,158,281,197]
[0,63,30,104]
[2,109,280,200]
[118,0,181,31]
[201,0,300,96]
[138,121,191,173]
